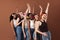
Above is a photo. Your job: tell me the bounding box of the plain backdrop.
[0,0,60,40]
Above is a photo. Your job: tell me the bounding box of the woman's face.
[18,12,23,17]
[41,14,47,20]
[34,15,38,20]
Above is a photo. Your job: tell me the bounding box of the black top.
[39,21,48,32]
[18,18,24,26]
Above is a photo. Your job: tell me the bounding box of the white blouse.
[13,18,19,27]
[30,20,34,29]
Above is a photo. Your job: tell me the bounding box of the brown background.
[0,0,60,40]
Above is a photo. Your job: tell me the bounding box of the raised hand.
[27,3,31,13]
[39,5,43,16]
[27,3,30,7]
[45,2,50,14]
[47,2,50,7]
[39,5,42,10]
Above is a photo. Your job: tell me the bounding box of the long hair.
[40,12,46,19]
[17,14,21,20]
[9,13,17,22]
[41,12,46,17]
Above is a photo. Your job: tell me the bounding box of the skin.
[34,14,48,40]
[22,17,31,39]
[10,20,15,35]
[10,14,17,36]
[10,14,22,36]
[39,2,50,22]
[34,2,50,40]
[22,3,31,39]
[38,2,50,38]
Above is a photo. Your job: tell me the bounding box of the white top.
[13,18,19,27]
[30,20,34,29]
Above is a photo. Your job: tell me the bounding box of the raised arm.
[24,3,31,15]
[45,3,50,22]
[27,3,31,13]
[39,5,43,16]
[45,2,50,15]
[32,6,34,14]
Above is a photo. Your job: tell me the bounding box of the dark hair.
[27,13,35,20]
[17,14,21,20]
[27,13,32,16]
[42,12,46,14]
[9,14,13,22]
[41,12,46,16]
[9,13,17,22]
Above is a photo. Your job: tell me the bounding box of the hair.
[9,13,16,22]
[27,13,32,16]
[26,13,32,19]
[40,12,47,19]
[31,14,35,20]
[41,12,46,16]
[17,14,21,20]
[27,13,35,20]
[9,13,18,22]
[9,14,13,22]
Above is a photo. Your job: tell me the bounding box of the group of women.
[10,2,51,40]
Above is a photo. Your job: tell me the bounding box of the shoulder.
[39,21,42,26]
[16,18,19,21]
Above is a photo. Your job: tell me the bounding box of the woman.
[10,13,23,40]
[22,3,31,40]
[27,13,35,40]
[39,3,51,40]
[22,13,31,40]
[33,2,50,40]
[34,14,47,40]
